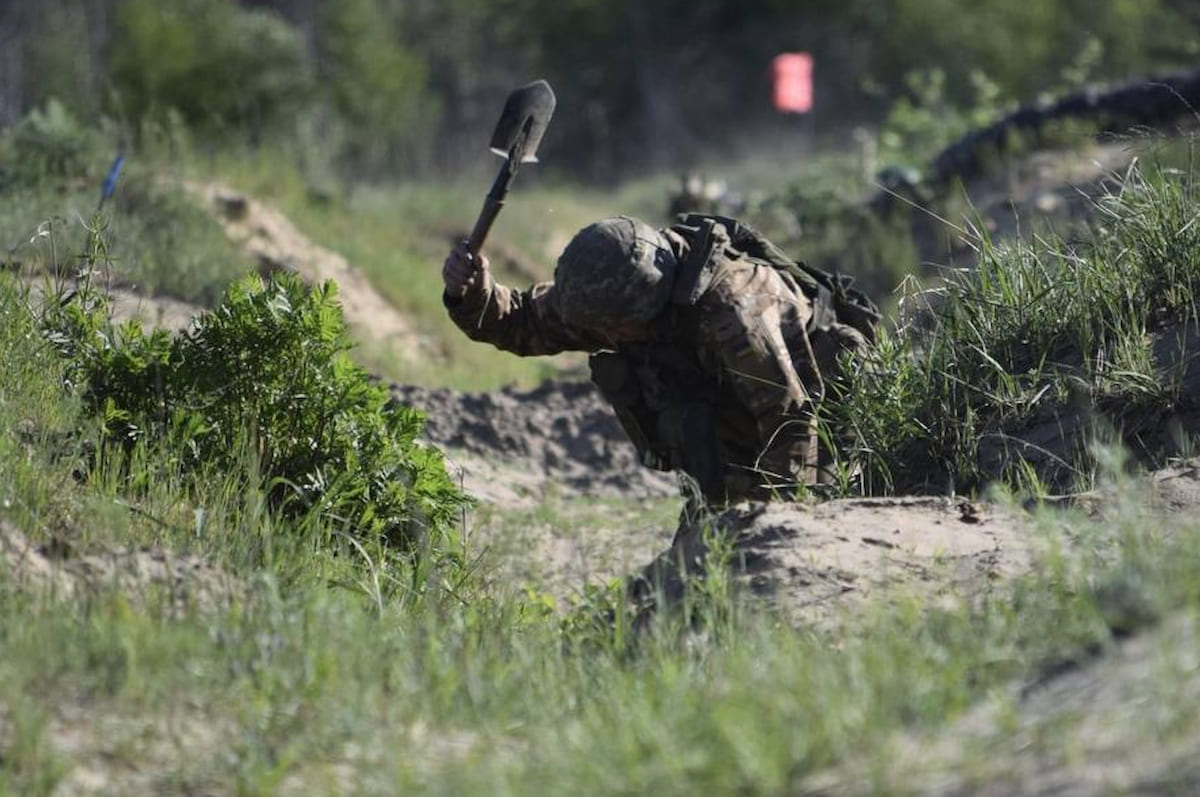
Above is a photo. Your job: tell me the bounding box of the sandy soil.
[183,181,435,362]
[636,497,1032,629]
[392,379,676,506]
[0,521,238,615]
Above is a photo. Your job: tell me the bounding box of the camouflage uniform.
[445,219,865,507]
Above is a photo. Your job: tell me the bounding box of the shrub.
[0,99,105,188]
[42,269,466,551]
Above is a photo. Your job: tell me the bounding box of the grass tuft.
[833,151,1200,494]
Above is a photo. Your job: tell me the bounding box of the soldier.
[442,214,874,520]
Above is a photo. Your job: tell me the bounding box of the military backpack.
[668,213,881,342]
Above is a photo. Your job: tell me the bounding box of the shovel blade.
[488,79,556,163]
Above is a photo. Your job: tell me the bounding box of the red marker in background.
[772,53,813,114]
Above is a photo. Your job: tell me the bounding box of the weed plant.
[0,102,249,304]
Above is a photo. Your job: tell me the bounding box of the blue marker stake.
[97,154,125,211]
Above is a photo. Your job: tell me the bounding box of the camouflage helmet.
[552,216,677,331]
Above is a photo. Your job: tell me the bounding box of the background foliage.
[0,0,1196,181]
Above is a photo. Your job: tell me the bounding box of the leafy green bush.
[42,271,466,550]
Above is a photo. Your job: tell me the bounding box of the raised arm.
[442,242,607,356]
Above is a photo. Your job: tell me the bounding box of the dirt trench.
[391,367,1200,613]
[391,379,677,506]
[394,376,1012,615]
[0,521,239,615]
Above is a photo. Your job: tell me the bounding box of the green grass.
[5,123,1200,794]
[833,150,1200,494]
[468,492,679,603]
[0,171,251,307]
[4,264,1200,793]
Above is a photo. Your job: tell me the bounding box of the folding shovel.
[466,80,556,255]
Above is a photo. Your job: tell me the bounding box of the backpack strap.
[677,213,821,291]
[670,212,881,342]
[669,216,728,307]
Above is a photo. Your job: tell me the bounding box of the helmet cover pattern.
[553,216,677,331]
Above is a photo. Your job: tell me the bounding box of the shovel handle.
[467,157,520,255]
[467,195,504,254]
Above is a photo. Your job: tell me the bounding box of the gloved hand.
[442,241,489,299]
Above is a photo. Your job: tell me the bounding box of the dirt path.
[0,521,238,615]
[183,181,431,362]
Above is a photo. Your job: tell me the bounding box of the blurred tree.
[315,0,438,176]
[22,1,112,122]
[454,0,806,179]
[1,0,1197,180]
[860,0,1198,104]
[1161,0,1200,27]
[111,0,313,141]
